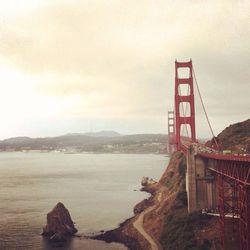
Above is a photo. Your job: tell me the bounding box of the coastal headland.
[93,119,250,250]
[93,151,187,250]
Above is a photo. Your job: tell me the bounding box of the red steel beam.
[196,154,250,250]
[209,161,250,186]
[198,152,250,162]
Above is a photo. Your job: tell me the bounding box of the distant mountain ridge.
[64,131,121,138]
[0,131,167,154]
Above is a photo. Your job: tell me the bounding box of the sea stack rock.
[42,202,78,242]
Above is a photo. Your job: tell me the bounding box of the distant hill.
[83,131,121,137]
[64,131,121,138]
[3,136,32,143]
[206,119,250,153]
[0,132,167,154]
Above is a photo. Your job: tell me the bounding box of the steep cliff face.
[158,152,218,250]
[159,151,186,188]
[206,119,250,152]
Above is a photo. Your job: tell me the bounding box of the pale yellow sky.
[0,0,249,139]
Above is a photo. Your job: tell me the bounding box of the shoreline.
[91,184,161,250]
[90,152,185,250]
[91,217,141,250]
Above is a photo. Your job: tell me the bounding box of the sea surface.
[0,152,169,250]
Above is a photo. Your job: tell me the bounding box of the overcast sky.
[0,0,249,139]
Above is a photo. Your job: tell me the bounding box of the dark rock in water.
[42,202,78,242]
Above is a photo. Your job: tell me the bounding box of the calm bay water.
[0,152,168,250]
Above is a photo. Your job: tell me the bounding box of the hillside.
[83,131,121,137]
[206,119,250,153]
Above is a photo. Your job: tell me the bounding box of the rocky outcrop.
[42,202,78,242]
[134,198,153,214]
[141,176,157,186]
[93,218,144,250]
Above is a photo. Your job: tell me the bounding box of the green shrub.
[161,211,198,250]
[178,158,186,177]
[201,239,212,250]
[169,171,174,178]
[160,188,211,250]
[177,191,188,206]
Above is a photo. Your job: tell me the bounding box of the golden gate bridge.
[168,60,250,250]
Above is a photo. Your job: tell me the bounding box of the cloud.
[0,0,249,138]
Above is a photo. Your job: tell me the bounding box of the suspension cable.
[192,66,220,149]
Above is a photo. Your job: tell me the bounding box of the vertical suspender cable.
[192,67,220,150]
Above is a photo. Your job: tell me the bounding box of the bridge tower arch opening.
[174,60,196,150]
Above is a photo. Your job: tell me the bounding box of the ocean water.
[0,152,169,250]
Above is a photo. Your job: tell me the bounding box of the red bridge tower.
[175,60,196,150]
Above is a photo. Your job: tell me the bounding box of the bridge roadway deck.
[181,141,250,163]
[197,152,250,163]
[183,141,250,185]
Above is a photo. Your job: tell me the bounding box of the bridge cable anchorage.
[192,67,220,150]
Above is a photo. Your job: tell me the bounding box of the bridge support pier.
[186,144,217,213]
[186,145,197,213]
